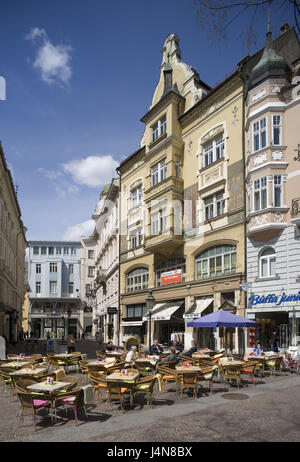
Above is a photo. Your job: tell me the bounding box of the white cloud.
[62,219,95,241]
[26,27,72,85]
[38,167,79,197]
[62,155,119,188]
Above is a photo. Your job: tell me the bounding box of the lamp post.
[146,290,155,354]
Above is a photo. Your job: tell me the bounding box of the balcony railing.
[291,198,300,217]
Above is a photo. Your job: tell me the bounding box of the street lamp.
[146,290,155,354]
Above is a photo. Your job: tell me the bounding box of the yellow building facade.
[118,34,246,352]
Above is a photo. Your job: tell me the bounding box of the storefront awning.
[121,321,144,327]
[183,298,213,319]
[143,302,184,321]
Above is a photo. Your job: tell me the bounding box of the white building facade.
[92,180,120,346]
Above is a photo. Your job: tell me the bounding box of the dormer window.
[152,115,166,142]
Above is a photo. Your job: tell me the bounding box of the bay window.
[152,115,167,142]
[254,177,268,211]
[253,117,266,151]
[272,115,282,145]
[151,159,167,186]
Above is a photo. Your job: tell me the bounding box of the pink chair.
[54,388,86,425]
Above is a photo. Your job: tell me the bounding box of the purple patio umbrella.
[186,309,256,328]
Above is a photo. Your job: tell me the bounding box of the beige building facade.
[0,142,27,343]
[80,236,97,338]
[118,34,246,352]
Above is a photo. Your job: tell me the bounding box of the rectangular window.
[152,115,166,142]
[50,263,57,273]
[131,185,143,208]
[68,264,74,275]
[88,250,94,259]
[48,247,54,255]
[151,160,166,186]
[36,264,41,274]
[41,246,47,255]
[272,115,282,145]
[68,282,74,294]
[253,117,267,152]
[63,247,69,255]
[151,208,167,235]
[36,282,41,294]
[71,248,76,255]
[274,175,282,207]
[50,281,57,293]
[254,177,268,211]
[88,266,95,277]
[33,247,39,255]
[56,247,62,255]
[131,230,143,249]
[203,136,224,167]
[204,192,225,220]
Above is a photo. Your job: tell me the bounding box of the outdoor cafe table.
[175,365,201,373]
[53,353,76,358]
[88,360,116,369]
[136,356,159,365]
[192,353,211,359]
[105,351,123,358]
[11,367,47,377]
[220,360,243,366]
[4,361,32,369]
[106,371,139,406]
[27,381,72,421]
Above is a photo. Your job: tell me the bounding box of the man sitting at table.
[182,340,198,357]
[171,340,183,353]
[150,339,163,355]
[106,341,114,351]
[125,346,137,366]
[157,347,179,365]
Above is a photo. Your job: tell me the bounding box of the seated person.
[125,346,137,366]
[157,347,178,366]
[251,343,263,356]
[182,340,198,357]
[106,340,114,352]
[171,340,183,352]
[150,339,163,355]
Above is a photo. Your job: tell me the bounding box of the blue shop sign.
[249,291,300,306]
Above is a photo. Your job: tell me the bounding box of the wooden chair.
[16,391,52,430]
[178,372,199,399]
[88,372,108,402]
[79,360,90,382]
[220,364,242,389]
[124,337,141,358]
[135,361,155,377]
[67,353,82,372]
[0,367,15,395]
[240,361,258,384]
[61,376,78,391]
[15,378,38,393]
[179,355,194,362]
[106,379,131,410]
[157,366,179,391]
[198,366,218,393]
[31,354,43,363]
[53,368,66,382]
[265,356,283,376]
[132,376,157,405]
[54,387,87,424]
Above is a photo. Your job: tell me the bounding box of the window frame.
[151,159,167,186]
[272,114,282,146]
[50,262,57,273]
[131,185,143,209]
[195,245,237,280]
[152,114,167,142]
[49,281,57,294]
[151,208,167,235]
[259,248,276,278]
[273,174,282,207]
[252,117,267,152]
[203,135,224,168]
[253,176,268,211]
[204,192,225,220]
[126,268,149,293]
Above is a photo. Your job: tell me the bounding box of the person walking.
[67,332,76,353]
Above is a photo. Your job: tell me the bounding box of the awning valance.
[183,298,213,320]
[143,302,184,321]
[121,321,144,327]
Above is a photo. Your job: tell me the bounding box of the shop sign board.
[107,307,118,315]
[161,269,182,286]
[249,291,300,306]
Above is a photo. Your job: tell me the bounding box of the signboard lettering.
[249,291,300,306]
[161,269,182,286]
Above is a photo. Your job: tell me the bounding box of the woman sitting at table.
[182,340,198,357]
[251,342,263,356]
[125,346,137,366]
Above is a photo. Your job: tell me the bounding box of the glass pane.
[274,186,282,207]
[270,257,276,276]
[216,256,222,275]
[202,259,208,278]
[254,191,260,210]
[261,189,267,209]
[231,253,236,272]
[224,254,230,273]
[210,257,216,277]
[135,306,142,317]
[261,258,268,277]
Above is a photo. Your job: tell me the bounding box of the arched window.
[155,258,186,286]
[126,268,148,292]
[259,248,276,278]
[195,245,236,279]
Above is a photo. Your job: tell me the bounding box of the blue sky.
[0,0,296,241]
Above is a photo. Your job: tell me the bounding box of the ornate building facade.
[91,179,120,345]
[0,142,27,343]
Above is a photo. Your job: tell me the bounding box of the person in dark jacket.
[150,339,163,355]
[171,340,183,352]
[157,347,178,365]
[182,340,198,357]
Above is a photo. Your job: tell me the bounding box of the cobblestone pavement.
[2,367,300,442]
